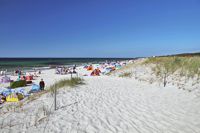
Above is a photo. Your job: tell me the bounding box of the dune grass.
[119,72,132,78]
[48,77,84,95]
[144,56,200,79]
[26,77,84,103]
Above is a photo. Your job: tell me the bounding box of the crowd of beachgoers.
[0,58,199,133]
[0,60,129,105]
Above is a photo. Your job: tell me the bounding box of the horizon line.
[0,57,141,59]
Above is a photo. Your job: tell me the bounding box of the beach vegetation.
[143,56,200,86]
[48,77,84,95]
[23,78,84,108]
[119,72,132,78]
[10,80,26,88]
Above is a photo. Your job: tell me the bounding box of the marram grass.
[119,72,132,78]
[48,77,84,94]
[144,56,200,79]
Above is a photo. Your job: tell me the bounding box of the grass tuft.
[25,78,84,103]
[119,72,132,78]
[48,77,84,94]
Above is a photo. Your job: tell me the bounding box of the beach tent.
[26,75,33,81]
[2,89,11,97]
[106,67,115,71]
[83,65,88,69]
[0,88,10,97]
[0,76,11,83]
[0,88,27,102]
[21,76,26,80]
[15,88,28,97]
[6,93,19,102]
[102,67,113,74]
[0,88,6,94]
[30,84,40,93]
[111,67,116,71]
[91,69,101,76]
[104,70,111,74]
[115,64,122,69]
[0,88,22,97]
[87,65,93,71]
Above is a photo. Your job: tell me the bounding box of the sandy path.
[23,76,200,133]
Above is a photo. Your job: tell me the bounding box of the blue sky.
[0,0,200,57]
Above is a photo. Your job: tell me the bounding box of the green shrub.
[10,80,26,88]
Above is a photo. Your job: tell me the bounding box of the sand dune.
[0,66,200,133]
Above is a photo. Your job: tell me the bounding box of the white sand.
[0,64,200,133]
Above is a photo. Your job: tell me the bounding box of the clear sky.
[0,0,200,57]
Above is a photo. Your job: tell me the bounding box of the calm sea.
[0,58,134,72]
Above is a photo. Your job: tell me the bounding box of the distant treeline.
[160,52,200,57]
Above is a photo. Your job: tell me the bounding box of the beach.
[0,59,200,133]
[1,0,200,132]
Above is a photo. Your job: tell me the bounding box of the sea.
[0,58,134,72]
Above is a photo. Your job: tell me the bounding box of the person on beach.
[73,65,76,71]
[65,67,69,74]
[15,69,19,76]
[72,65,77,73]
[17,71,21,81]
[39,79,45,91]
[0,71,3,76]
[38,70,41,74]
